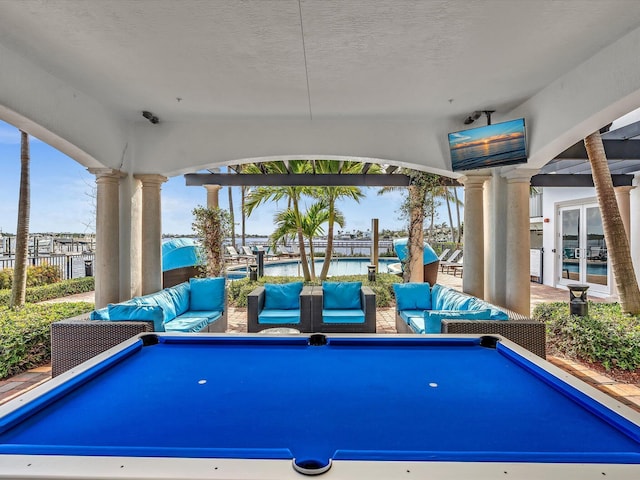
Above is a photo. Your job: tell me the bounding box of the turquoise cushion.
[178,310,222,323]
[189,277,225,311]
[467,298,510,320]
[408,315,426,334]
[393,283,432,310]
[107,304,165,332]
[164,315,210,333]
[399,309,425,325]
[323,282,361,310]
[136,289,177,324]
[258,309,301,324]
[90,307,110,320]
[264,282,303,310]
[423,309,493,334]
[432,285,473,311]
[166,282,191,316]
[321,309,365,324]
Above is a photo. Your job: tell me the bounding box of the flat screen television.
[448,118,527,171]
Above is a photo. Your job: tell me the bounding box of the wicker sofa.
[51,278,228,376]
[394,283,546,358]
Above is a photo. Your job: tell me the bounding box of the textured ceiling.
[2,0,640,124]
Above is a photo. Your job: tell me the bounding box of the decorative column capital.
[501,167,539,183]
[458,174,490,189]
[88,168,126,182]
[204,184,222,192]
[614,185,636,194]
[134,174,168,187]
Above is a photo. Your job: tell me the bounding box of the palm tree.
[584,131,640,314]
[243,160,314,280]
[227,175,236,249]
[312,160,368,280]
[378,169,440,280]
[10,131,30,308]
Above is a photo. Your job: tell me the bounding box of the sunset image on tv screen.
[448,118,527,171]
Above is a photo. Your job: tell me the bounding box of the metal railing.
[0,253,95,280]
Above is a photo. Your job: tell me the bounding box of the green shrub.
[0,302,94,379]
[0,270,11,290]
[0,277,95,307]
[0,263,63,290]
[533,301,640,371]
[226,274,402,308]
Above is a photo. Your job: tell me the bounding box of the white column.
[614,186,634,241]
[504,169,537,316]
[88,168,125,308]
[483,171,508,306]
[134,174,168,295]
[205,184,222,208]
[631,175,640,285]
[459,175,489,298]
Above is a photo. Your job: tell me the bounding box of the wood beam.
[557,139,640,160]
[530,173,633,187]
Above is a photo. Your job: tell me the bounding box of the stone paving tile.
[0,382,22,394]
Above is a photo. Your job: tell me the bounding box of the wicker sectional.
[394,285,546,358]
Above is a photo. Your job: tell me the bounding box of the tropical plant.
[192,206,231,278]
[379,169,441,281]
[312,160,369,280]
[243,160,314,280]
[10,131,30,308]
[584,131,640,314]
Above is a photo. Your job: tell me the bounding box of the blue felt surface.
[1,337,639,465]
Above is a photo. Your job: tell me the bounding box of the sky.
[0,120,450,236]
[3,106,640,238]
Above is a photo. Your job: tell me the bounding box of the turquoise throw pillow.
[393,283,432,310]
[323,282,361,310]
[264,282,303,310]
[90,307,110,320]
[167,282,191,316]
[189,277,225,311]
[466,298,510,320]
[107,304,165,332]
[423,309,492,334]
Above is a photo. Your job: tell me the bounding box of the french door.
[557,203,609,294]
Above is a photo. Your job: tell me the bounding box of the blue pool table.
[0,333,639,479]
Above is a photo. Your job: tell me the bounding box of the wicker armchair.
[247,285,314,333]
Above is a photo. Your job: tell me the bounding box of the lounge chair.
[447,256,463,277]
[437,248,451,261]
[439,249,462,272]
[247,282,313,332]
[310,281,376,333]
[225,246,252,262]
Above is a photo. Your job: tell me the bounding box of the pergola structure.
[2,2,640,314]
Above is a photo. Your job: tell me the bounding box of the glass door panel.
[585,205,607,287]
[557,203,609,293]
[559,208,580,283]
